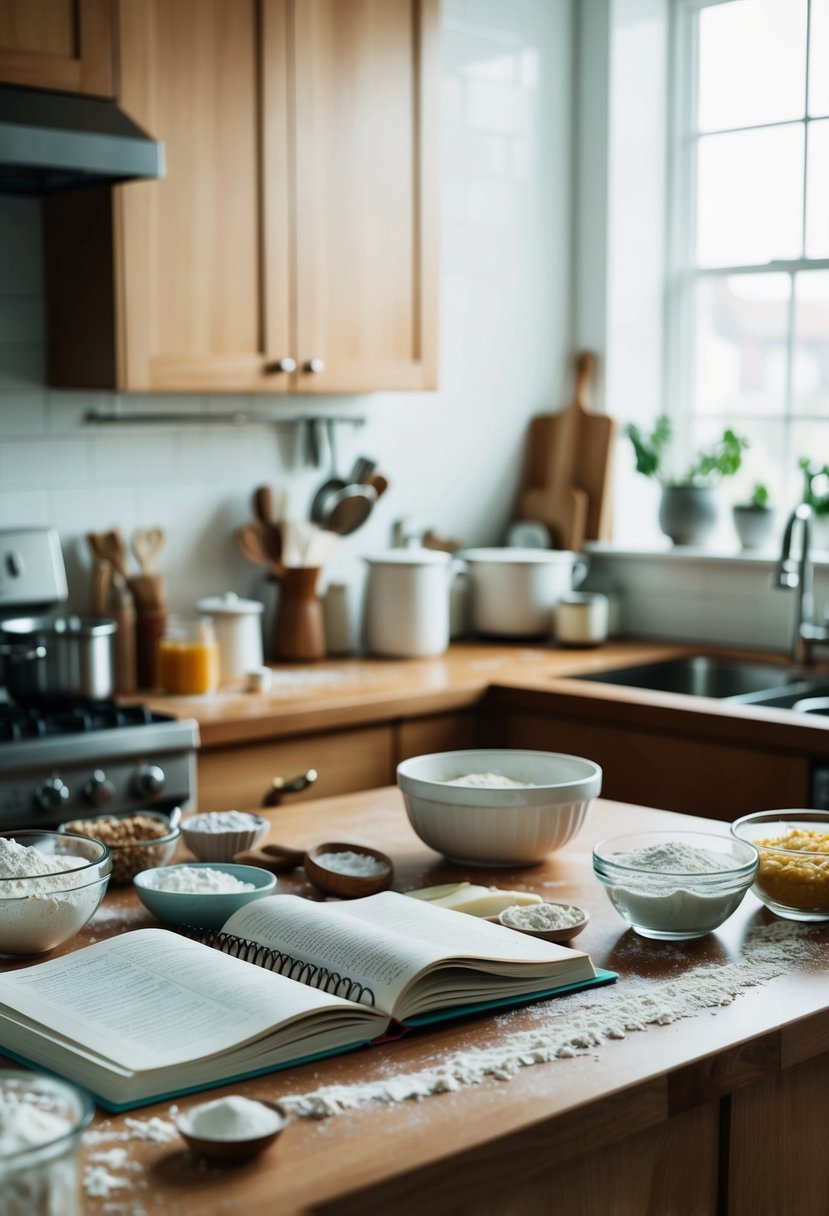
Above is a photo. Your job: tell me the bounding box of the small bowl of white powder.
[0,831,112,956]
[592,831,759,941]
[133,862,276,930]
[497,901,590,943]
[177,1094,287,1161]
[304,842,394,898]
[181,810,270,862]
[396,749,602,866]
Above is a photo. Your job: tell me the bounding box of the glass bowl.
[0,1070,93,1214]
[731,809,829,922]
[593,830,759,941]
[0,830,112,956]
[59,809,180,885]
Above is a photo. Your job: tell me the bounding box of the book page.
[0,929,381,1071]
[223,892,594,1017]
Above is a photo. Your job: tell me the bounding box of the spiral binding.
[181,926,376,1008]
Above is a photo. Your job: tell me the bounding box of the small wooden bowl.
[177,1100,287,1161]
[304,842,394,898]
[495,903,590,944]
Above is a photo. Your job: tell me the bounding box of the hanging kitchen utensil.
[366,472,389,500]
[517,351,617,550]
[325,483,378,537]
[132,527,166,573]
[310,420,348,523]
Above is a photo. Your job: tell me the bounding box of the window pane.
[806,120,829,257]
[692,275,790,416]
[698,0,807,132]
[697,127,804,266]
[793,271,829,417]
[809,0,829,116]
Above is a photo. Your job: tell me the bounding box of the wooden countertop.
[6,788,827,1215]
[135,640,829,752]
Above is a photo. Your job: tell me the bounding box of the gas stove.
[0,527,199,830]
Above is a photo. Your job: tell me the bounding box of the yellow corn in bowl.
[731,810,829,921]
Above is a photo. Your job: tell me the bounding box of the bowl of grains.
[592,830,759,941]
[58,809,180,885]
[133,862,276,929]
[731,810,829,922]
[0,830,112,955]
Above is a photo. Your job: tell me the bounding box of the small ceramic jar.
[196,594,264,686]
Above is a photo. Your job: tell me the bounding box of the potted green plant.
[624,415,748,545]
[732,483,776,551]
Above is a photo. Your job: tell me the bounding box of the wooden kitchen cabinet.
[43,0,439,394]
[498,709,812,820]
[0,0,115,95]
[196,723,395,813]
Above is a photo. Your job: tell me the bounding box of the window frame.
[665,0,829,504]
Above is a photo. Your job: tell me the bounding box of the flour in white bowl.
[183,811,264,834]
[444,772,538,789]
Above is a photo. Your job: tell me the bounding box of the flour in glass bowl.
[0,837,105,955]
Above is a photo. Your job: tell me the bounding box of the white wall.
[0,0,575,634]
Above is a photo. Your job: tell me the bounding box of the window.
[668,0,829,507]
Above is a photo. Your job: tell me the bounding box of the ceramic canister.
[196,593,264,685]
[363,550,462,658]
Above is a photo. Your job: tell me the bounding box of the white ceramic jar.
[460,548,589,638]
[363,550,461,658]
[196,593,264,686]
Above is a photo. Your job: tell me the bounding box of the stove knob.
[82,770,115,808]
[132,764,165,799]
[34,777,70,814]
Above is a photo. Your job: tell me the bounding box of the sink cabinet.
[0,0,114,95]
[43,0,439,394]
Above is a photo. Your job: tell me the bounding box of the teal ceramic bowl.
[133,863,276,930]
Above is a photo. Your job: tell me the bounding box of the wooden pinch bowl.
[304,842,394,898]
[177,1100,287,1162]
[495,903,590,944]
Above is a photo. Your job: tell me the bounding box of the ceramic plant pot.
[658,485,717,547]
[732,505,777,551]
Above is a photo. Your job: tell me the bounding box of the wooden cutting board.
[517,351,617,550]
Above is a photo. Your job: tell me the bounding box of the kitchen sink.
[573,656,829,709]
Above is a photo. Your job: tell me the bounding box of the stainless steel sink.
[573,656,829,708]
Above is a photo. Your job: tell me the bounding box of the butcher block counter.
[3,788,827,1216]
[136,641,829,818]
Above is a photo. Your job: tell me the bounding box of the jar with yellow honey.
[159,616,219,695]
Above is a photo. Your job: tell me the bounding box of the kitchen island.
[136,640,829,818]
[4,787,827,1215]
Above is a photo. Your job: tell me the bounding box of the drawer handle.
[265,357,297,374]
[262,768,318,808]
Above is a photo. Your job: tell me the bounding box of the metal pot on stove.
[0,616,116,702]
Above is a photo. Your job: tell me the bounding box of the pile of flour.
[281,921,822,1118]
[148,867,255,894]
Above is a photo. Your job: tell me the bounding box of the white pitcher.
[363,550,463,658]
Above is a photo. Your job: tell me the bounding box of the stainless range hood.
[0,84,164,195]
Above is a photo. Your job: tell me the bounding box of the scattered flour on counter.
[84,1165,133,1198]
[83,1115,178,1147]
[281,921,823,1119]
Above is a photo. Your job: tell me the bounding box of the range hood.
[0,84,164,195]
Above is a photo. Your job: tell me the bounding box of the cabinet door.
[0,0,114,96]
[114,0,292,392]
[285,0,439,393]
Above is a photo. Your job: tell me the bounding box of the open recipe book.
[0,891,615,1110]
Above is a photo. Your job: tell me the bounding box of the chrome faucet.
[773,503,829,664]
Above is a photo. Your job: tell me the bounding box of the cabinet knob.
[305,358,326,375]
[265,357,297,374]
